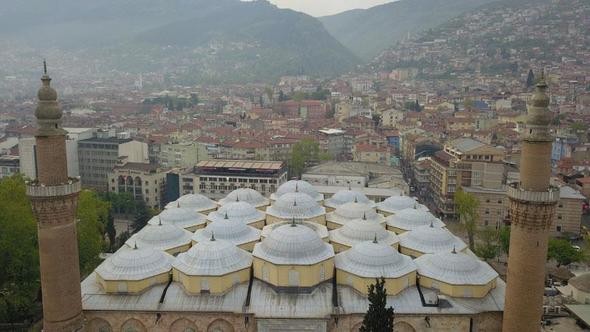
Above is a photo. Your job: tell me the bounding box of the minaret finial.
[43,59,47,75]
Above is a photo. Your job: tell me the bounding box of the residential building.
[107,162,167,210]
[0,154,19,178]
[352,144,391,165]
[158,141,209,168]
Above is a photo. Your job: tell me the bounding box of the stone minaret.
[26,63,84,331]
[502,75,559,332]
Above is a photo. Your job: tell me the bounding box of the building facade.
[0,154,19,178]
[107,162,167,210]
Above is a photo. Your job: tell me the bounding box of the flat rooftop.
[196,160,285,171]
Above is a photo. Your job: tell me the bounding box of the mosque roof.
[95,246,173,281]
[324,189,375,209]
[377,195,427,214]
[192,219,261,247]
[125,223,192,252]
[399,224,467,255]
[335,240,416,278]
[253,222,334,265]
[265,192,325,220]
[173,237,252,276]
[207,201,265,226]
[218,188,270,208]
[270,180,324,202]
[261,220,329,241]
[329,217,398,248]
[326,201,384,227]
[385,208,445,232]
[415,250,498,285]
[147,208,207,230]
[569,273,590,293]
[165,194,217,212]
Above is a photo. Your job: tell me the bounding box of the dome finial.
[134,241,138,250]
[373,233,378,244]
[291,217,297,227]
[295,182,299,192]
[348,182,351,190]
[158,216,162,226]
[452,245,457,254]
[236,195,240,202]
[414,203,417,209]
[177,201,180,208]
[430,220,434,228]
[211,232,216,241]
[224,211,229,220]
[354,196,358,203]
[362,212,367,220]
[293,199,297,207]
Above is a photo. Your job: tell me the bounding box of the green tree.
[526,69,535,88]
[105,210,116,252]
[131,200,152,233]
[454,188,479,251]
[360,278,394,332]
[77,190,110,276]
[475,227,500,261]
[499,226,511,256]
[548,238,584,267]
[0,175,39,323]
[289,138,320,178]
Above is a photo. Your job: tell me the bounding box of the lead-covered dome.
[96,246,173,281]
[335,240,416,278]
[173,237,252,276]
[326,202,384,228]
[324,190,374,210]
[261,220,329,241]
[148,208,206,230]
[266,192,325,220]
[270,180,324,202]
[192,218,261,247]
[207,201,265,226]
[399,224,467,256]
[377,196,426,214]
[253,223,334,265]
[386,207,444,233]
[166,194,217,212]
[218,188,270,208]
[126,223,192,252]
[415,251,498,285]
[329,217,398,248]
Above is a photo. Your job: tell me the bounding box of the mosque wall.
[164,243,192,256]
[336,270,416,296]
[172,268,250,294]
[418,276,496,298]
[331,241,398,254]
[387,225,408,234]
[97,272,170,294]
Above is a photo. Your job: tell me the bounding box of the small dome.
[399,224,467,255]
[192,219,260,247]
[324,190,374,209]
[173,238,252,276]
[126,223,192,252]
[96,246,173,281]
[253,222,334,265]
[377,196,426,214]
[569,273,590,293]
[166,194,217,212]
[327,202,384,227]
[330,218,398,248]
[335,241,416,278]
[148,208,206,230]
[261,220,329,241]
[270,180,324,201]
[266,192,325,220]
[386,208,444,232]
[415,251,498,285]
[219,188,270,208]
[207,201,265,226]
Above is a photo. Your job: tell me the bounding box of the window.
[288,269,300,287]
[557,215,562,220]
[556,226,562,232]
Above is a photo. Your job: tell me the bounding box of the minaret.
[26,62,84,331]
[502,74,559,332]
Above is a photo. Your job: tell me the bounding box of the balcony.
[507,183,559,204]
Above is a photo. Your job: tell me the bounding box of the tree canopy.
[454,188,479,250]
[548,238,584,267]
[360,277,394,332]
[289,138,320,178]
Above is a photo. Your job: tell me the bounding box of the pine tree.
[360,278,394,332]
[105,210,116,251]
[526,69,535,88]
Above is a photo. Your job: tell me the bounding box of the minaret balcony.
[507,182,559,204]
[26,177,81,198]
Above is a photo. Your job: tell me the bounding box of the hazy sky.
[268,0,394,17]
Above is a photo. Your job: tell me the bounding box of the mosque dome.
[126,223,192,253]
[147,208,206,230]
[266,192,325,220]
[173,237,252,276]
[95,246,173,281]
[415,251,498,286]
[377,196,426,214]
[192,218,261,248]
[324,190,374,210]
[399,224,467,256]
[270,180,323,202]
[166,194,217,212]
[218,188,270,208]
[329,217,398,248]
[335,240,416,278]
[326,202,384,228]
[207,201,265,226]
[386,208,444,233]
[253,222,334,265]
[261,219,329,241]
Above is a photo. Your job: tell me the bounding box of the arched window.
[207,319,234,332]
[121,318,147,332]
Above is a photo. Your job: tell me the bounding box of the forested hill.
[319,0,497,61]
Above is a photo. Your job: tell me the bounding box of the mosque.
[82,182,504,332]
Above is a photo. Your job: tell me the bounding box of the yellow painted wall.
[336,270,416,295]
[400,246,466,258]
[185,223,206,233]
[172,268,250,294]
[97,272,170,294]
[386,225,407,234]
[266,214,326,226]
[166,243,191,256]
[190,240,257,252]
[377,210,394,217]
[252,258,334,288]
[418,276,496,298]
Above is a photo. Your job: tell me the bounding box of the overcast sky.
[268,0,395,17]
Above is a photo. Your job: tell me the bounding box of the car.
[572,245,581,251]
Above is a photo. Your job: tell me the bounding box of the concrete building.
[317,128,351,159]
[0,154,19,178]
[157,141,209,169]
[78,136,148,191]
[107,162,167,210]
[179,160,288,200]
